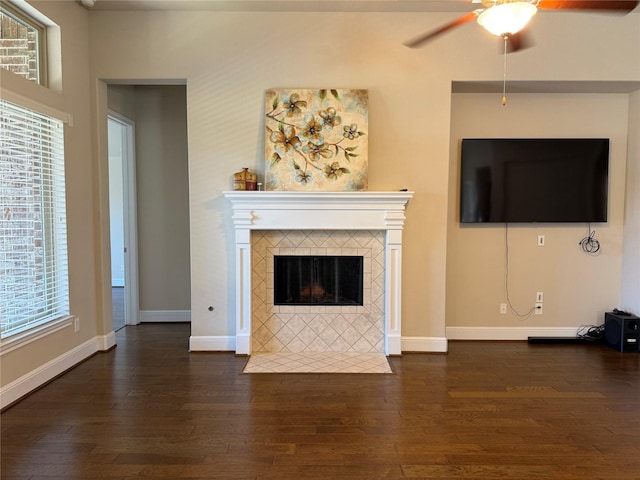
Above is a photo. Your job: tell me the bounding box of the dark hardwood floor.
[2,323,639,479]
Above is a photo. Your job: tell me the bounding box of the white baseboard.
[0,335,106,410]
[139,310,191,323]
[96,331,117,351]
[189,335,236,352]
[401,336,448,353]
[446,326,579,341]
[185,329,581,354]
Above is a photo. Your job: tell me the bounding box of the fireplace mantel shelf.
[224,190,413,200]
[223,190,414,230]
[224,190,415,356]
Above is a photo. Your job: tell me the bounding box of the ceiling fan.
[405,0,639,105]
[405,0,639,52]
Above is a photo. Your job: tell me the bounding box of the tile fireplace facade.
[224,191,414,355]
[252,230,386,353]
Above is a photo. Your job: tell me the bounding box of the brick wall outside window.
[0,10,39,83]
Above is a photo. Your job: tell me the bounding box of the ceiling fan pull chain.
[502,35,508,106]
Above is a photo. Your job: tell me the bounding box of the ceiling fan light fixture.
[477,2,537,37]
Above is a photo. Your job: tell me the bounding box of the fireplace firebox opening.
[274,255,364,306]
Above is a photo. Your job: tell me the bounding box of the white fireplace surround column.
[223,191,414,356]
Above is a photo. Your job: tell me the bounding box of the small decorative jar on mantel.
[233,167,258,191]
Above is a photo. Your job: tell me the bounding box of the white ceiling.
[85,0,481,12]
[84,0,640,14]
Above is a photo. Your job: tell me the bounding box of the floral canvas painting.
[264,89,368,191]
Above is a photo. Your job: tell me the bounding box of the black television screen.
[460,138,609,223]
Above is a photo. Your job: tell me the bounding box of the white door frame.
[108,111,140,326]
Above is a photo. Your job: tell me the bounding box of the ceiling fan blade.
[505,29,535,53]
[537,1,639,12]
[404,11,478,48]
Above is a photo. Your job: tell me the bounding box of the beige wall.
[107,84,136,120]
[1,1,98,389]
[88,9,640,347]
[621,91,640,314]
[446,93,629,336]
[132,85,191,311]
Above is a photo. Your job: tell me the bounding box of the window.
[0,3,47,85]
[0,98,69,339]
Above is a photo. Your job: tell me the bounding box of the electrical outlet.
[536,291,544,303]
[535,303,543,315]
[74,317,80,333]
[537,235,545,247]
[500,303,507,314]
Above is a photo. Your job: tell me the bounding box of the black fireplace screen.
[274,255,364,306]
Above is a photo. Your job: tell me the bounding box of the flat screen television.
[459,138,609,223]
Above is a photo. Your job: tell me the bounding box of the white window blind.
[0,98,69,338]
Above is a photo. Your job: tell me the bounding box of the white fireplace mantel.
[223,190,414,355]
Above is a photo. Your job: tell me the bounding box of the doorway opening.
[106,83,191,332]
[108,113,138,330]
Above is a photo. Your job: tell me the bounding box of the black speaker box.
[604,312,640,353]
